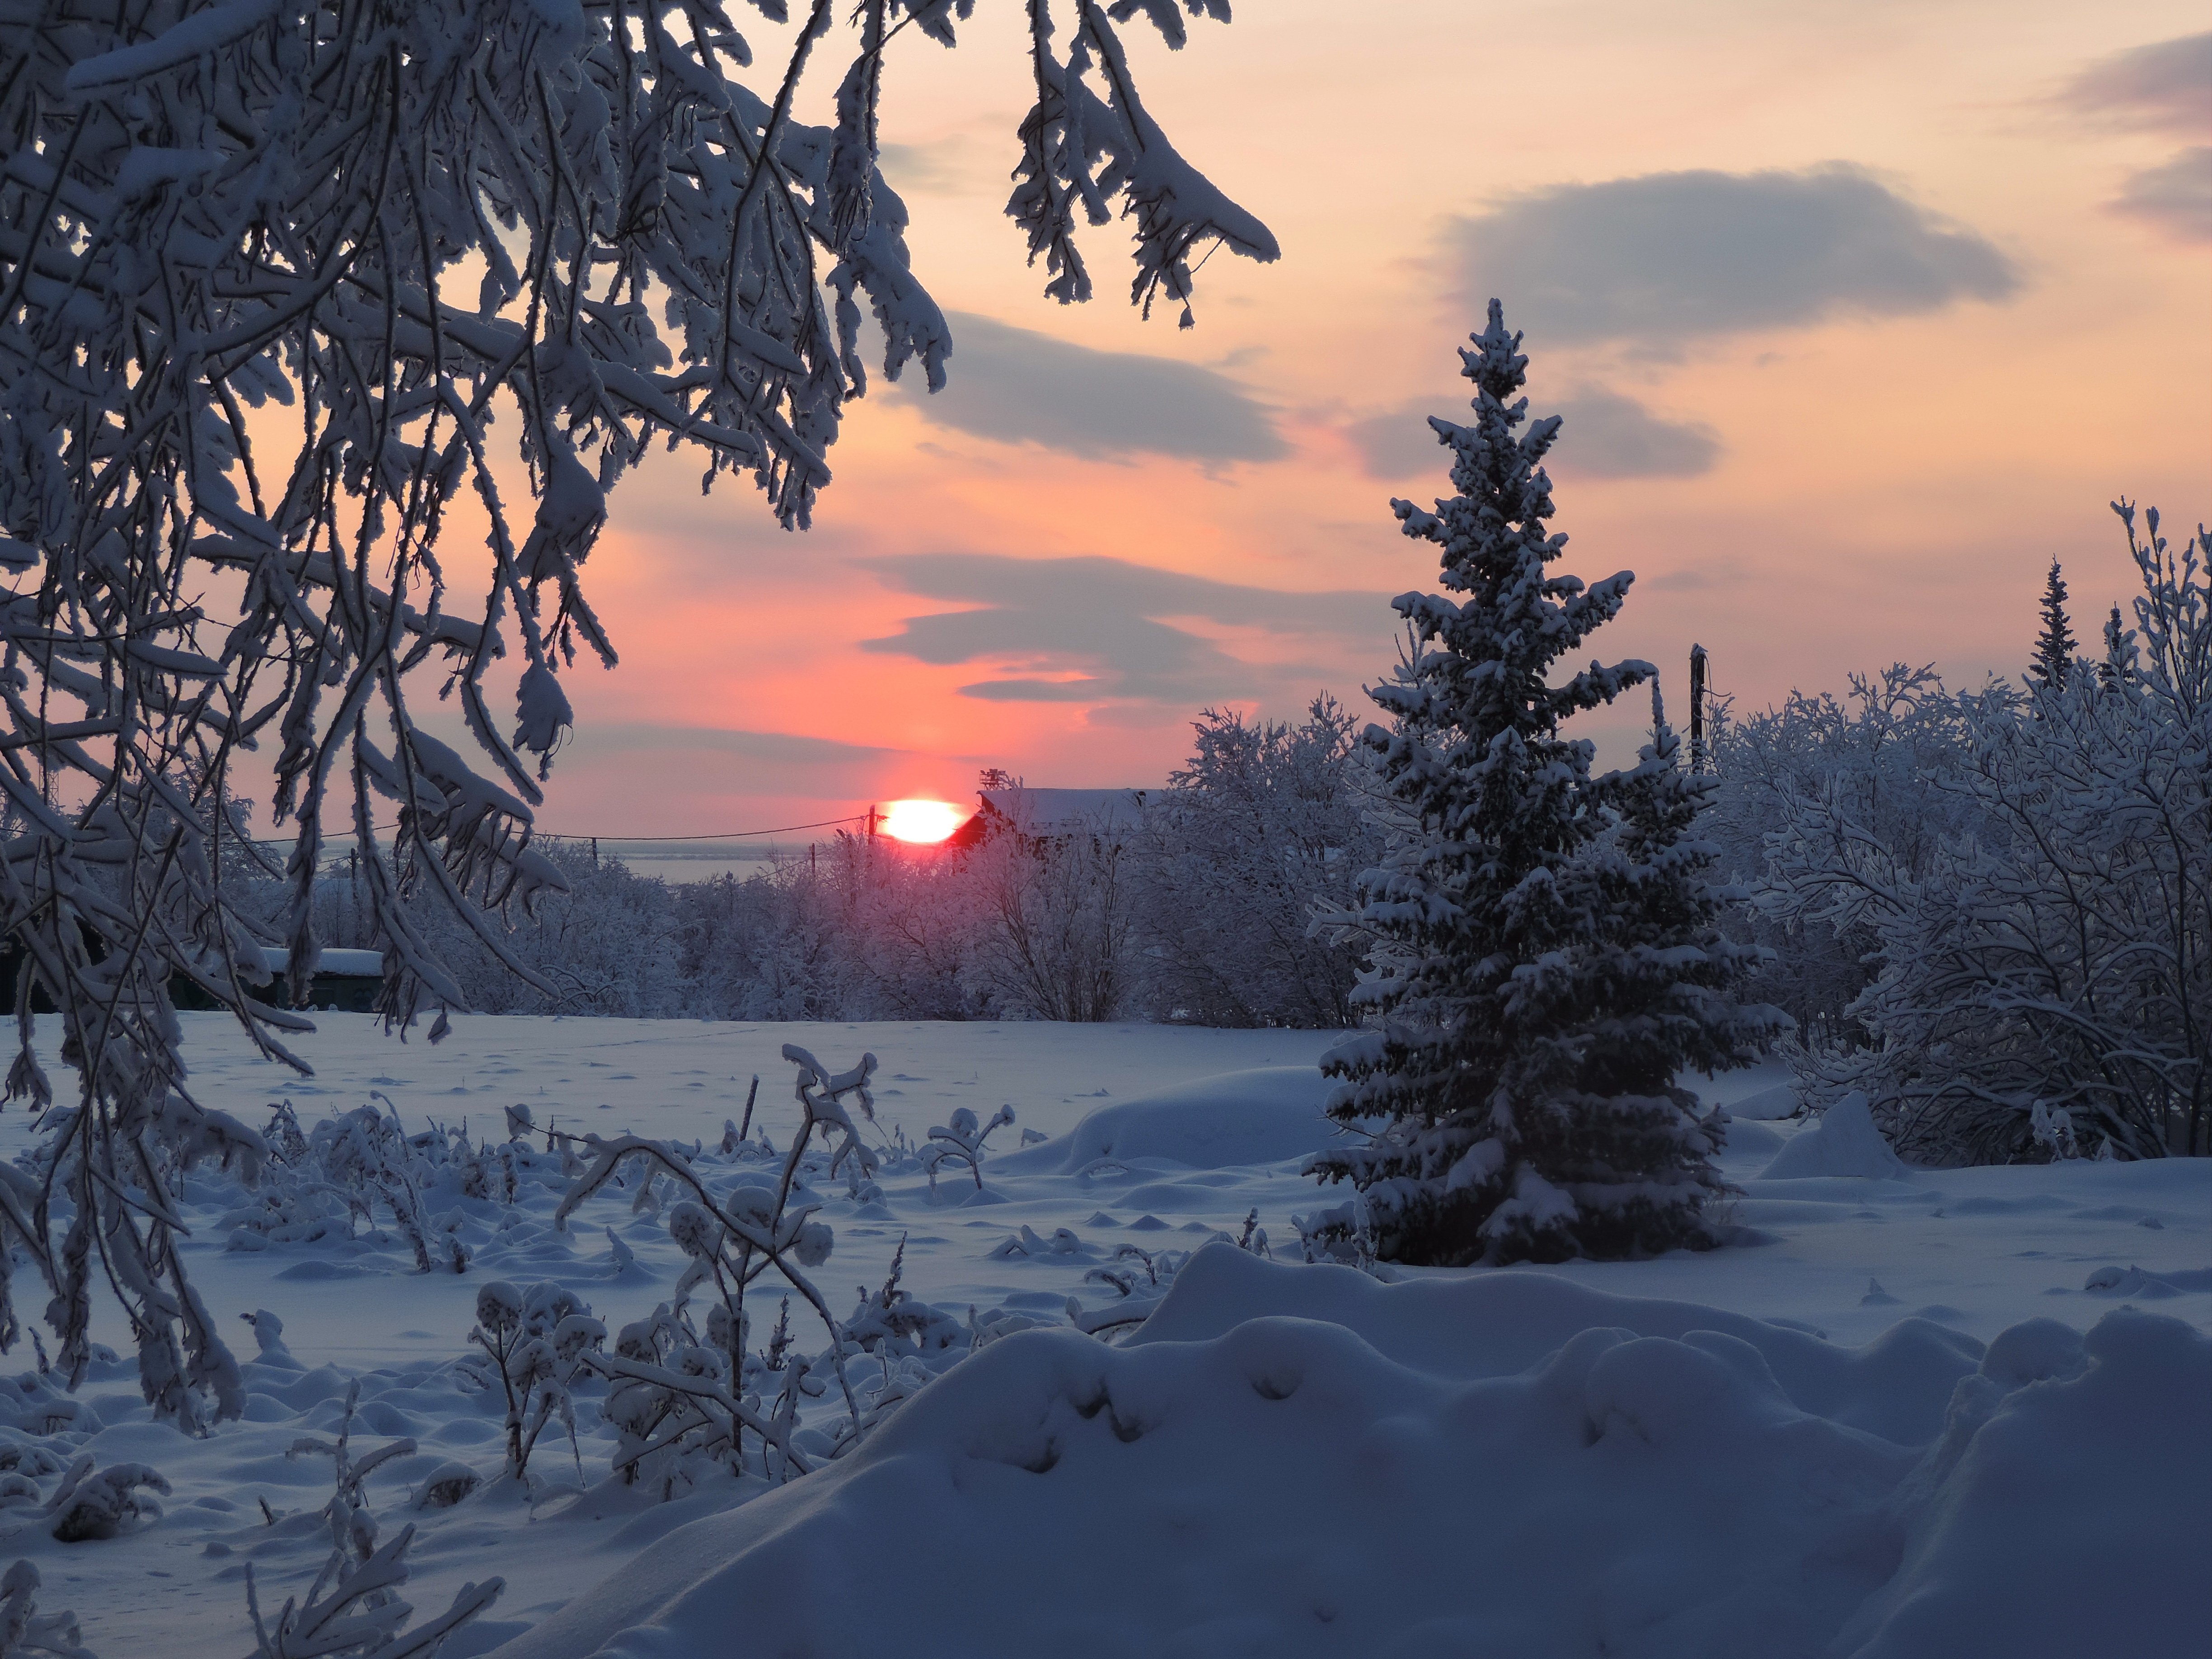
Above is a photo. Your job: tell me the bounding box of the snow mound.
[1132,1247,1980,1448]
[1759,1091,1911,1180]
[489,1248,2205,1659]
[1727,1082,1801,1120]
[1715,1115,1785,1159]
[993,1068,1337,1173]
[1834,1307,2210,1657]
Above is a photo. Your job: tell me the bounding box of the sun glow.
[879,799,965,844]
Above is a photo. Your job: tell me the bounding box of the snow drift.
[1759,1092,1912,1180]
[488,1248,2207,1659]
[994,1068,1341,1174]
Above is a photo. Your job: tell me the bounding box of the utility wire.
[249,812,874,848]
[539,815,871,842]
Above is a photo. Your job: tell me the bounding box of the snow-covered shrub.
[401,844,687,1017]
[964,809,1139,1022]
[557,1046,887,1486]
[1132,698,1381,1027]
[0,1561,91,1659]
[464,1283,606,1482]
[1704,664,1985,1046]
[1768,506,2209,1160]
[1067,1246,1195,1338]
[299,1107,445,1273]
[848,843,998,1021]
[228,1097,570,1275]
[248,1383,500,1659]
[41,1457,167,1545]
[922,1106,1017,1193]
[846,1237,966,1361]
[1310,304,1780,1265]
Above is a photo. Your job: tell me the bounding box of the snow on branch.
[0,0,1267,1432]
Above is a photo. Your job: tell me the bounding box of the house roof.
[980,787,1146,832]
[945,787,1148,845]
[253,945,385,978]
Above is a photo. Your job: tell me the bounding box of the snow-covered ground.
[4,1015,2205,1658]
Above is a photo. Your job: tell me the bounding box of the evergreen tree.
[1308,302,1782,1265]
[2031,560,2078,690]
[2100,603,2138,690]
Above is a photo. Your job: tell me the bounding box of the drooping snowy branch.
[0,0,1270,1425]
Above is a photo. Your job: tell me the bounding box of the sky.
[522,1,2210,839]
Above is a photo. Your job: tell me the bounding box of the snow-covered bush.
[556,1045,884,1484]
[1132,698,1380,1027]
[678,855,866,1022]
[922,1106,1017,1193]
[1767,505,2209,1160]
[464,1282,605,1482]
[41,1457,167,1545]
[1067,1244,1195,1337]
[1309,304,1780,1265]
[964,807,1139,1022]
[403,844,686,1017]
[1704,664,1986,1046]
[848,842,998,1021]
[0,0,1270,1420]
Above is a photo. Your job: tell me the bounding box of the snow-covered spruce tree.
[2029,559,2078,691]
[1309,302,1783,1265]
[0,3,1271,1422]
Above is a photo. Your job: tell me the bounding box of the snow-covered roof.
[253,945,384,978]
[977,787,1147,835]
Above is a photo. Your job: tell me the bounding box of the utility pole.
[1688,644,1710,774]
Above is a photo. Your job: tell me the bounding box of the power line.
[538,815,871,843]
[249,812,873,848]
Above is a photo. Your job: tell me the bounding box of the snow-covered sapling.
[286,1382,415,1566]
[465,1284,604,1482]
[922,1106,1017,1192]
[247,1383,501,1659]
[0,1561,91,1659]
[845,1236,965,1362]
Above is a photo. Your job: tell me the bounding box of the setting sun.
[878,799,965,844]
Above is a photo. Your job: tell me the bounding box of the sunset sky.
[526,2,2210,839]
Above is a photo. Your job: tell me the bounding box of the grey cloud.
[876,138,986,197]
[2109,146,2212,242]
[2058,33,2211,136]
[1347,388,1720,482]
[1450,165,2020,347]
[858,553,1380,703]
[559,723,906,767]
[886,311,1287,462]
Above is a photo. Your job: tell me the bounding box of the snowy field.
[4,1014,2206,1658]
